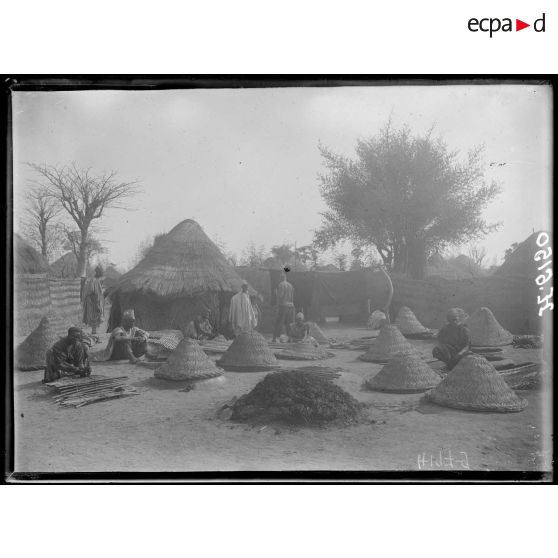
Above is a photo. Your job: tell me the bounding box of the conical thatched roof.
[364,352,441,393]
[14,234,50,275]
[308,322,330,345]
[108,220,251,298]
[218,331,278,371]
[15,316,58,369]
[358,324,423,363]
[494,231,546,279]
[394,306,429,336]
[154,338,223,381]
[466,307,513,347]
[426,353,527,412]
[275,341,333,361]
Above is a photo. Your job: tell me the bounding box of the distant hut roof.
[14,234,50,275]
[494,231,546,279]
[50,252,80,278]
[108,219,251,298]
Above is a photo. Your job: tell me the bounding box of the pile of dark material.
[512,335,542,349]
[231,370,363,426]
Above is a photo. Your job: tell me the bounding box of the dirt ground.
[13,325,553,473]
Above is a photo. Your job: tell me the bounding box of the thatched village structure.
[106,219,254,333]
[14,233,50,275]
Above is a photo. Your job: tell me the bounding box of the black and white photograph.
[6,79,553,479]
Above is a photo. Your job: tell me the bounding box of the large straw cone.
[308,322,330,345]
[364,352,441,393]
[358,324,423,363]
[16,316,58,369]
[276,341,333,361]
[217,330,278,371]
[466,307,513,347]
[426,353,527,412]
[154,338,223,381]
[394,306,429,336]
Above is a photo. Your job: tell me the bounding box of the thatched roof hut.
[14,234,50,275]
[494,231,546,280]
[106,219,252,333]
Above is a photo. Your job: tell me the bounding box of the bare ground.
[13,326,552,473]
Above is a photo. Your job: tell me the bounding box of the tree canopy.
[314,122,501,278]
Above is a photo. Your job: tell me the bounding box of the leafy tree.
[314,122,501,279]
[27,163,140,276]
[296,244,321,270]
[61,228,106,264]
[333,252,348,271]
[270,244,295,266]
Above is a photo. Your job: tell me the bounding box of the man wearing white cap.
[229,281,257,336]
[287,312,310,343]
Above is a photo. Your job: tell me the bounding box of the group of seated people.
[42,305,471,384]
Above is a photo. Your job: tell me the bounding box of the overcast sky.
[12,84,552,270]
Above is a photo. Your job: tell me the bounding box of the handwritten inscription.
[417,449,470,470]
[534,232,553,317]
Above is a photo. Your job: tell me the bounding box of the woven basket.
[358,325,424,363]
[308,322,330,345]
[394,306,430,337]
[364,352,441,393]
[275,341,334,361]
[466,307,513,347]
[154,338,223,381]
[217,330,278,372]
[426,353,527,412]
[15,316,59,370]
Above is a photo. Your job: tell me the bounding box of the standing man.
[81,265,104,336]
[229,281,257,336]
[273,271,295,342]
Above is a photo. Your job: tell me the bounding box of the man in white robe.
[229,282,257,336]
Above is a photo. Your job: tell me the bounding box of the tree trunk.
[407,237,427,280]
[77,228,89,277]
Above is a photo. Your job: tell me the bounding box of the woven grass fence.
[391,274,539,334]
[14,275,82,341]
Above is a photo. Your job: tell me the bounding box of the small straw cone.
[308,322,330,345]
[364,352,441,393]
[276,341,333,361]
[394,306,429,336]
[466,307,513,347]
[16,316,58,369]
[358,324,423,363]
[217,330,278,371]
[154,338,223,381]
[426,353,527,412]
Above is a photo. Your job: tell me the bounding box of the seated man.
[185,310,216,341]
[432,308,471,370]
[95,309,148,364]
[43,327,92,383]
[287,312,311,343]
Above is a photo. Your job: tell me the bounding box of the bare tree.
[61,227,106,264]
[468,245,487,267]
[22,185,63,261]
[27,163,141,276]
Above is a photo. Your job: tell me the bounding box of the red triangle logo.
[516,19,530,31]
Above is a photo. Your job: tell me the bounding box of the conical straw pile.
[358,324,423,363]
[394,306,429,336]
[426,353,527,412]
[217,330,278,371]
[154,338,223,381]
[16,316,58,369]
[364,352,441,393]
[308,322,330,345]
[466,307,513,347]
